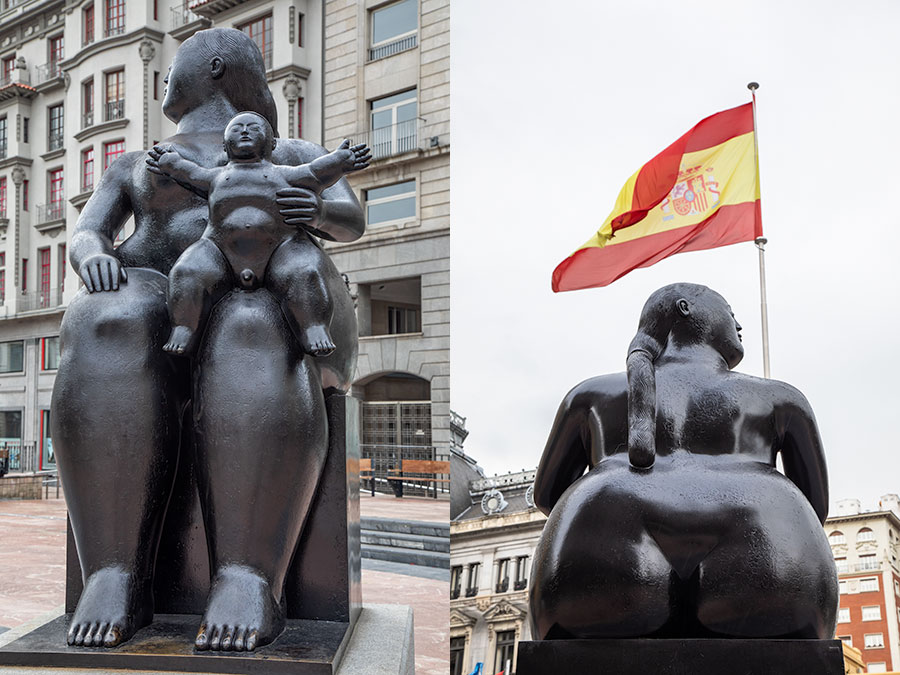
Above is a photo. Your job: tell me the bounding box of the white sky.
[450,0,900,512]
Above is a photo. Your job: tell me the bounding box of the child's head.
[224,111,276,160]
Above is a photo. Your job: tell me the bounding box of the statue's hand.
[145,144,175,176]
[79,253,127,293]
[276,187,327,230]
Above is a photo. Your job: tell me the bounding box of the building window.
[105,0,125,37]
[449,636,465,675]
[493,630,516,675]
[837,607,850,623]
[48,168,64,207]
[0,117,7,159]
[238,14,272,70]
[0,269,5,305]
[514,556,528,591]
[857,528,876,543]
[297,11,304,47]
[58,244,66,293]
[0,177,6,217]
[358,277,421,337]
[838,635,852,646]
[370,90,417,158]
[834,557,848,574]
[495,558,510,593]
[48,35,64,76]
[48,104,64,151]
[40,409,54,469]
[868,663,887,674]
[864,633,885,649]
[387,306,419,334]
[83,79,94,128]
[465,562,479,597]
[860,577,879,593]
[0,410,21,445]
[369,0,417,61]
[828,531,845,546]
[41,336,60,371]
[297,97,303,139]
[0,341,24,373]
[862,605,882,621]
[450,565,462,599]
[83,5,95,45]
[21,258,27,290]
[366,180,415,227]
[22,117,27,143]
[1,56,14,85]
[39,247,51,306]
[894,579,900,596]
[858,554,878,571]
[105,70,124,121]
[103,140,125,170]
[153,71,159,100]
[22,179,28,211]
[82,148,94,192]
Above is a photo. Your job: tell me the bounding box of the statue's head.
[163,28,278,135]
[224,112,275,161]
[626,283,743,469]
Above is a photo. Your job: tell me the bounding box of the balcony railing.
[450,587,460,600]
[853,560,881,572]
[355,119,419,161]
[34,62,62,86]
[105,100,125,122]
[513,579,527,591]
[19,284,64,312]
[495,578,509,594]
[360,442,449,497]
[36,200,65,224]
[3,442,38,474]
[464,587,477,598]
[104,23,126,38]
[82,111,94,129]
[368,34,417,62]
[47,132,64,152]
[171,0,203,29]
[0,141,6,159]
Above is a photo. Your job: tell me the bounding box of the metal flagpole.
[747,81,771,378]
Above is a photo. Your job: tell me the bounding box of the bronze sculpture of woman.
[529,283,838,641]
[51,28,362,651]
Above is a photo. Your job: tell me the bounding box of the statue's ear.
[676,298,691,317]
[210,57,225,80]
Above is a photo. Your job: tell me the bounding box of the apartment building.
[0,0,449,477]
[450,469,546,675]
[323,0,450,486]
[826,494,900,673]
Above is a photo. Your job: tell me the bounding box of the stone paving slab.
[0,499,447,675]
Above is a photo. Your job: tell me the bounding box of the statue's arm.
[533,384,593,516]
[774,383,829,524]
[146,145,216,192]
[275,140,365,243]
[70,153,136,292]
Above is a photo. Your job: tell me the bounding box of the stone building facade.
[826,494,900,673]
[0,0,449,477]
[450,469,545,675]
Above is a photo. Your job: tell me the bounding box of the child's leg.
[165,238,232,355]
[265,233,335,357]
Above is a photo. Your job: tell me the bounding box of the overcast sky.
[450,0,900,512]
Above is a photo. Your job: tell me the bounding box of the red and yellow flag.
[552,103,762,292]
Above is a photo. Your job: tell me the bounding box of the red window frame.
[81,148,94,191]
[2,57,14,83]
[39,247,50,306]
[48,168,64,210]
[83,5,94,45]
[58,244,66,293]
[83,79,93,116]
[0,269,5,305]
[105,0,125,37]
[105,70,123,107]
[49,35,64,67]
[238,14,272,68]
[103,140,124,170]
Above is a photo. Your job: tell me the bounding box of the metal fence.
[361,443,449,498]
[368,34,417,62]
[19,285,64,312]
[171,0,204,29]
[106,100,125,122]
[34,62,62,86]
[4,442,38,474]
[36,200,65,225]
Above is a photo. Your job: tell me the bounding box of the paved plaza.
[0,493,448,675]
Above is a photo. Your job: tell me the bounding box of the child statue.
[146,111,370,357]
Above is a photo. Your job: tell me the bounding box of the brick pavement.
[0,495,448,674]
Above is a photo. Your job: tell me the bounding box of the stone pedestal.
[515,638,845,675]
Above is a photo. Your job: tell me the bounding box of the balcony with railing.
[19,284,64,312]
[0,141,7,160]
[105,23,126,39]
[82,110,94,129]
[105,100,125,122]
[355,119,419,161]
[34,62,63,87]
[47,132,64,152]
[171,0,209,34]
[35,200,65,232]
[368,33,417,62]
[853,559,882,572]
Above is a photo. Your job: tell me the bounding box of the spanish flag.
[552,103,762,292]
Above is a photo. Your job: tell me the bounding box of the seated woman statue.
[51,28,362,652]
[529,283,838,641]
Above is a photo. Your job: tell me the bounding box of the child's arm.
[281,139,371,191]
[146,144,218,193]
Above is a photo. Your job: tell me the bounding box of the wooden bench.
[360,458,375,496]
[386,459,450,499]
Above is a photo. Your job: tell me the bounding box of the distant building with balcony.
[826,494,900,673]
[451,467,545,675]
[0,0,335,474]
[323,0,450,491]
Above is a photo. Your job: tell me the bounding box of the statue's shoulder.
[563,372,628,409]
[273,137,328,165]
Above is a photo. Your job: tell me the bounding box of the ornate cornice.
[59,27,165,70]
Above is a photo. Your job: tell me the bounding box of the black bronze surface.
[529,283,838,641]
[47,27,366,653]
[515,639,844,675]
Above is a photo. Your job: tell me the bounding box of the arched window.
[829,531,846,545]
[857,528,876,543]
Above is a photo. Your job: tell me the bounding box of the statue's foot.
[195,566,285,652]
[300,324,336,357]
[67,566,152,648]
[162,325,196,355]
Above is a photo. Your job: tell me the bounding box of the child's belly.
[207,206,291,278]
